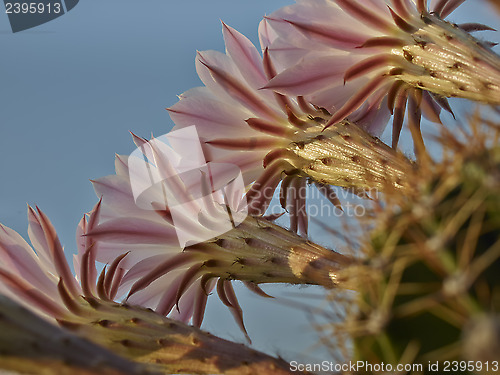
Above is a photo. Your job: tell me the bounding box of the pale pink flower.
[168,23,396,234]
[0,203,155,326]
[0,207,302,374]
[88,134,351,338]
[0,203,113,320]
[264,0,500,149]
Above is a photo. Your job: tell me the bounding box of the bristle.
[349,122,500,367]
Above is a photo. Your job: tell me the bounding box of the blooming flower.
[0,206,303,374]
[0,205,85,320]
[168,22,412,234]
[264,0,500,149]
[0,203,144,323]
[88,133,352,338]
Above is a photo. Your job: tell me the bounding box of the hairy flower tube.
[168,23,414,234]
[264,0,500,150]
[88,132,353,339]
[0,206,310,375]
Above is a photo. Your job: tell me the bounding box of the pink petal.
[264,54,353,96]
[27,206,56,274]
[282,19,369,50]
[93,241,173,268]
[325,75,388,128]
[35,207,80,297]
[266,0,379,50]
[87,217,179,246]
[168,88,254,139]
[258,18,278,50]
[197,51,280,121]
[114,154,130,177]
[92,175,161,221]
[126,253,195,297]
[222,22,269,91]
[0,223,58,297]
[0,268,64,318]
[334,0,393,31]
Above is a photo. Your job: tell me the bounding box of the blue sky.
[1,0,499,365]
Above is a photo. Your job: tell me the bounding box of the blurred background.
[0,0,499,366]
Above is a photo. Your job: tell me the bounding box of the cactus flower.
[264,0,500,149]
[0,206,313,375]
[168,23,412,233]
[89,133,352,339]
